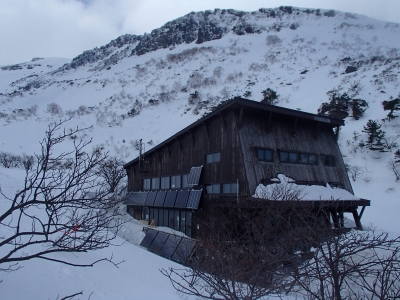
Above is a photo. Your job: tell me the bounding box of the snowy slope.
[1,6,400,299]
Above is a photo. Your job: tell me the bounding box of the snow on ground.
[0,167,189,300]
[1,7,400,299]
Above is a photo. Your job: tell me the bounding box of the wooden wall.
[237,112,353,195]
[127,109,249,196]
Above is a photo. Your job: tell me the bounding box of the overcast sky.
[1,0,400,66]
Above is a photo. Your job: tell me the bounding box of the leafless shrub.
[266,34,282,46]
[388,159,400,181]
[46,102,63,116]
[348,165,363,181]
[248,62,269,72]
[0,152,20,168]
[213,66,223,78]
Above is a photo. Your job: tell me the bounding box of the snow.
[253,174,361,201]
[0,7,400,299]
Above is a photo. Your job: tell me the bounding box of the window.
[161,176,170,189]
[151,177,160,190]
[141,207,149,221]
[206,184,220,194]
[182,174,188,189]
[171,175,181,189]
[257,148,273,162]
[143,178,151,190]
[300,153,318,165]
[206,152,221,164]
[330,183,343,189]
[280,151,298,163]
[280,151,318,165]
[222,183,238,194]
[323,155,335,167]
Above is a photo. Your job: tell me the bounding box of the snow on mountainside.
[1,6,400,298]
[1,6,400,228]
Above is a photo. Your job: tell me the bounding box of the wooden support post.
[331,209,340,229]
[359,206,366,219]
[352,209,363,229]
[167,145,171,156]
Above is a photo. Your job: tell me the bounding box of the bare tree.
[97,156,126,193]
[293,230,400,300]
[161,201,327,299]
[0,120,123,272]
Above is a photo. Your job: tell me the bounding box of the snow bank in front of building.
[253,174,360,201]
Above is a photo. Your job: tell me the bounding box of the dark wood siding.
[237,112,353,194]
[127,109,248,196]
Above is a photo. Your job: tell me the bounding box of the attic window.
[257,148,273,162]
[280,151,318,165]
[323,155,335,167]
[206,152,221,164]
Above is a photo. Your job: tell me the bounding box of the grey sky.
[1,0,399,66]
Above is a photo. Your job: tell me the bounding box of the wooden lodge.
[123,97,370,239]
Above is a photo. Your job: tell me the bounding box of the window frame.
[257,148,274,162]
[322,155,335,167]
[171,175,181,189]
[160,176,170,190]
[205,152,221,164]
[143,178,151,190]
[151,177,160,190]
[279,150,318,165]
[206,183,221,194]
[222,183,239,194]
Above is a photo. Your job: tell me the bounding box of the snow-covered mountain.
[1,7,400,299]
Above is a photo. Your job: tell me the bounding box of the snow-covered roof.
[253,174,361,201]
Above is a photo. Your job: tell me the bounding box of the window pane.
[185,211,192,237]
[206,154,213,163]
[289,152,298,162]
[265,149,273,161]
[309,154,317,165]
[324,156,334,166]
[164,210,169,227]
[230,183,238,194]
[151,177,160,190]
[159,208,164,226]
[280,152,289,162]
[161,176,170,189]
[257,149,265,160]
[214,152,221,162]
[300,154,309,164]
[212,184,220,194]
[142,207,149,220]
[174,211,180,231]
[182,174,188,188]
[171,175,181,189]
[206,185,213,193]
[143,179,151,190]
[222,183,231,193]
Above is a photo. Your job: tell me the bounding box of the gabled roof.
[124,97,344,168]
